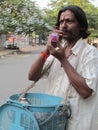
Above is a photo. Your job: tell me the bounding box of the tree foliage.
[0,0,50,36]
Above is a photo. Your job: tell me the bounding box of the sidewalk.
[19,45,38,53]
[0,48,15,58]
[0,45,38,58]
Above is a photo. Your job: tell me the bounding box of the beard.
[61,28,80,41]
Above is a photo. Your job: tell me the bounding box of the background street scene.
[0,45,46,106]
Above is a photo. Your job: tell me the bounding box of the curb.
[0,45,38,58]
[0,49,20,58]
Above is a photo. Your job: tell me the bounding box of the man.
[28,5,98,130]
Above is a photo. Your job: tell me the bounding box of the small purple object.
[51,33,58,43]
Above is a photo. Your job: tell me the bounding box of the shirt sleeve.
[81,48,98,95]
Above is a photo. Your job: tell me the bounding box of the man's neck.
[66,37,80,49]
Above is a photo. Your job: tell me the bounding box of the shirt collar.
[71,38,85,56]
[63,38,84,56]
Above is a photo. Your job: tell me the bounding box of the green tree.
[0,0,52,45]
[0,0,50,34]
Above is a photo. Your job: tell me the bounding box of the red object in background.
[8,37,14,43]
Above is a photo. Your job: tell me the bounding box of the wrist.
[41,51,50,61]
[60,57,67,64]
[44,48,50,55]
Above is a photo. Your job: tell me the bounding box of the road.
[0,46,98,129]
[0,46,48,105]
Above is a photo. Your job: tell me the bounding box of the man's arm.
[28,48,49,81]
[60,58,93,98]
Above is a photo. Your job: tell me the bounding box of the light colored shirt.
[43,38,98,130]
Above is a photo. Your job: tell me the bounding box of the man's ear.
[80,27,85,31]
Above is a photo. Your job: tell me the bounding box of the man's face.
[59,10,81,41]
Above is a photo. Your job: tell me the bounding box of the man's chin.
[62,35,76,41]
[62,35,69,40]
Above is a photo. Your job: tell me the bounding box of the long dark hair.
[55,5,90,39]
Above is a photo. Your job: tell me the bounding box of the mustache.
[55,26,72,34]
[61,28,72,34]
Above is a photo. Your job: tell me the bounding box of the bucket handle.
[39,104,71,126]
[39,105,61,125]
[19,59,54,101]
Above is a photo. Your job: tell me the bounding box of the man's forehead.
[60,10,75,19]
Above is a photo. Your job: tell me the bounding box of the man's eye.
[59,19,74,24]
[59,20,64,24]
[66,19,71,22]
[66,19,73,23]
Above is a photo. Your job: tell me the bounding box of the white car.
[4,41,19,49]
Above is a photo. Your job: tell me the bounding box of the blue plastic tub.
[0,93,71,130]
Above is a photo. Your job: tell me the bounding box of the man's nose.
[62,21,67,27]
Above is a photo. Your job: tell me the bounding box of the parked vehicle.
[4,41,19,50]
